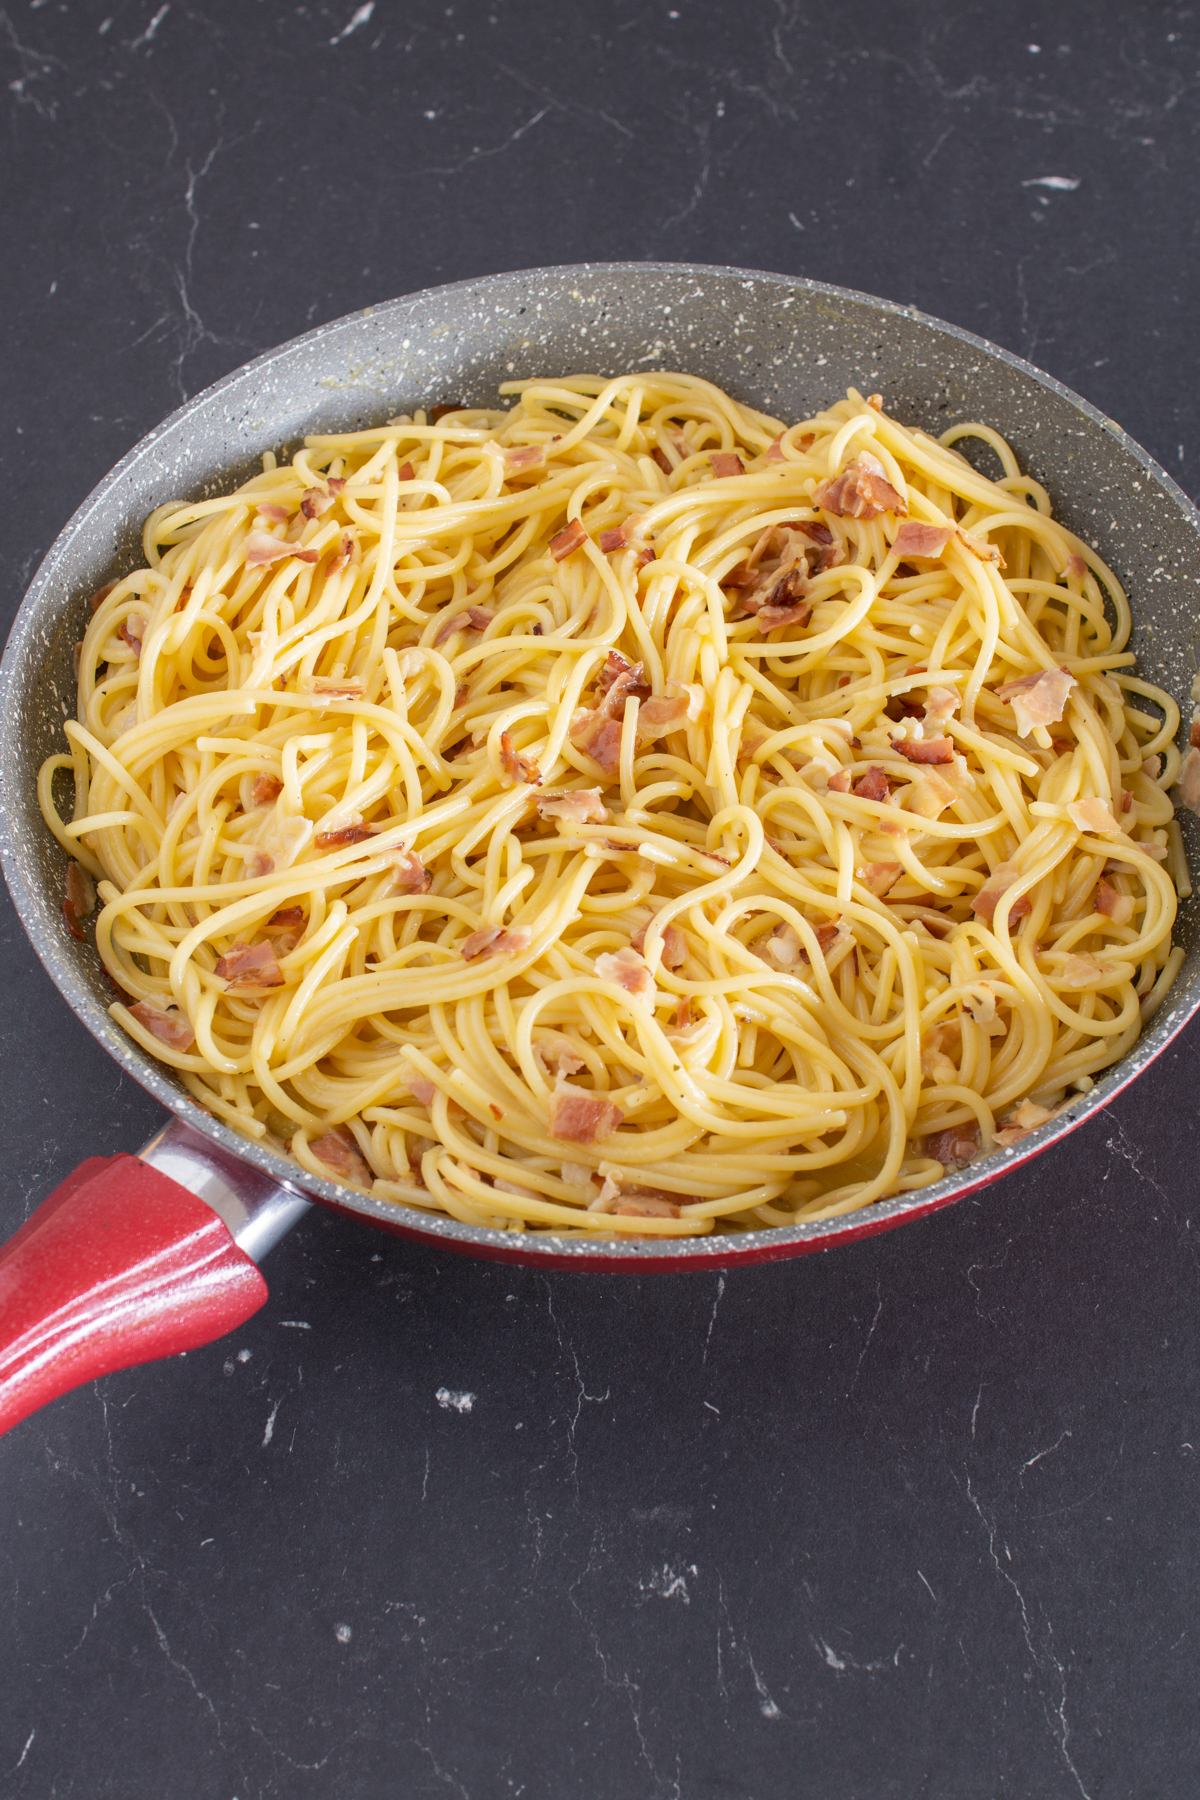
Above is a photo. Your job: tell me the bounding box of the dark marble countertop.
[3,3,1200,1795]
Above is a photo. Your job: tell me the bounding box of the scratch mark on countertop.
[702,1273,725,1366]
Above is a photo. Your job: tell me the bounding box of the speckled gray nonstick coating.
[3,262,1198,1266]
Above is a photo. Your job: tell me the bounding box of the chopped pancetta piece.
[390,849,432,893]
[537,788,609,825]
[630,919,686,969]
[758,922,803,969]
[256,503,291,522]
[434,605,494,646]
[828,768,851,793]
[499,731,542,787]
[891,735,954,765]
[268,906,305,929]
[329,532,356,572]
[569,662,653,774]
[596,650,637,696]
[637,692,692,737]
[956,530,1003,565]
[923,686,961,725]
[615,1193,681,1219]
[300,488,335,519]
[971,862,1031,925]
[395,462,415,482]
[533,1036,587,1079]
[504,445,546,472]
[923,1122,980,1173]
[326,476,346,494]
[118,616,146,657]
[852,765,891,803]
[461,925,531,960]
[755,579,813,634]
[128,1000,196,1051]
[814,451,907,520]
[1061,553,1087,581]
[858,861,903,896]
[907,771,957,820]
[547,1081,623,1144]
[214,940,285,988]
[550,519,588,561]
[306,675,366,698]
[1067,797,1120,835]
[710,451,744,478]
[1061,953,1106,988]
[316,821,375,848]
[62,860,96,940]
[239,772,283,812]
[892,521,953,559]
[310,1126,373,1186]
[244,530,319,567]
[408,1077,437,1107]
[1094,879,1135,925]
[429,401,467,423]
[1121,789,1134,813]
[995,667,1077,737]
[595,946,657,1006]
[764,435,786,463]
[1176,747,1200,816]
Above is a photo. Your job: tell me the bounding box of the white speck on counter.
[279,1321,311,1329]
[334,1623,352,1643]
[329,2,373,45]
[262,1399,282,1447]
[436,1388,475,1412]
[236,1348,251,1362]
[1021,175,1080,191]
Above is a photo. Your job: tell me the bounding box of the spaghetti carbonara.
[40,375,1187,1237]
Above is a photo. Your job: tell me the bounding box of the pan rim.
[3,258,1197,1266]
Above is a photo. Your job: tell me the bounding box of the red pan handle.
[0,1150,270,1436]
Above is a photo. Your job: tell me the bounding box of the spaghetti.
[39,376,1187,1238]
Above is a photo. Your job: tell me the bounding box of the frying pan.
[2,263,1198,1436]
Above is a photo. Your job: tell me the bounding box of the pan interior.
[4,263,1199,1263]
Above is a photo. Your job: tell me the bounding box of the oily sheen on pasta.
[40,376,1187,1238]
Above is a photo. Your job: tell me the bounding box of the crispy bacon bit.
[118,616,146,657]
[62,860,96,940]
[892,521,953,559]
[88,580,120,614]
[326,476,346,494]
[244,530,319,567]
[128,1000,196,1051]
[569,662,653,774]
[907,771,957,820]
[533,1036,587,1079]
[499,730,542,787]
[1175,747,1200,815]
[596,650,636,696]
[972,863,1031,926]
[852,765,891,803]
[461,925,531,960]
[310,1125,372,1186]
[316,821,374,848]
[637,693,691,737]
[891,735,954,765]
[329,532,355,572]
[923,686,961,725]
[630,919,686,969]
[615,1194,681,1219]
[434,605,494,646]
[268,906,304,928]
[256,502,291,522]
[598,525,628,553]
[858,861,903,896]
[995,667,1076,737]
[550,519,588,561]
[1062,553,1088,581]
[240,772,283,811]
[1062,952,1105,988]
[755,581,813,635]
[924,1123,980,1173]
[537,788,609,826]
[710,451,745,478]
[390,849,432,893]
[214,940,285,988]
[1067,797,1120,835]
[396,462,415,482]
[300,488,335,519]
[504,445,545,472]
[245,852,275,879]
[429,401,467,423]
[547,1081,623,1145]
[1095,879,1135,925]
[595,946,657,1005]
[814,452,907,520]
[828,768,851,793]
